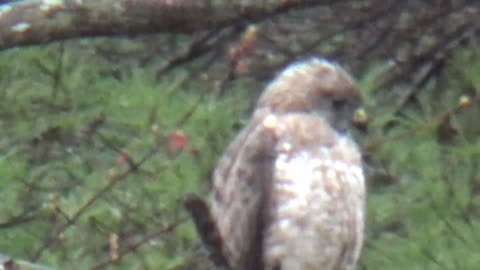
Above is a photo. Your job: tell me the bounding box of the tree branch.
[0,0,325,50]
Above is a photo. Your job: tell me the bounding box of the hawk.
[186,58,365,270]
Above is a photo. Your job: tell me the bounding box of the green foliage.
[360,45,480,270]
[1,40,479,270]
[0,42,250,269]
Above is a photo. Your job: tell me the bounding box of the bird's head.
[256,58,362,133]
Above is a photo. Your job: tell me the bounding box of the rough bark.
[0,0,325,50]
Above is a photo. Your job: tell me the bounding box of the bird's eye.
[332,99,347,110]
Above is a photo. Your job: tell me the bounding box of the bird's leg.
[184,193,232,270]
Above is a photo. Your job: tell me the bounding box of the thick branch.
[0,0,323,50]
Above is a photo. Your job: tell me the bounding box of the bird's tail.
[184,193,232,270]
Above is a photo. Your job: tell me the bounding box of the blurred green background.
[0,1,479,269]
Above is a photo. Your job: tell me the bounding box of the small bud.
[110,233,119,262]
[189,147,200,157]
[47,193,56,202]
[115,150,129,166]
[169,130,188,151]
[229,25,258,61]
[234,59,249,76]
[353,108,368,128]
[151,124,160,135]
[458,95,471,108]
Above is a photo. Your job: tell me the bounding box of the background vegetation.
[0,0,479,269]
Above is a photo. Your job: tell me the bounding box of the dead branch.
[0,0,327,50]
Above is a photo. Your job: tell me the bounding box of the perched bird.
[186,58,365,270]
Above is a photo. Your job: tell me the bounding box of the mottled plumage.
[187,58,365,270]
